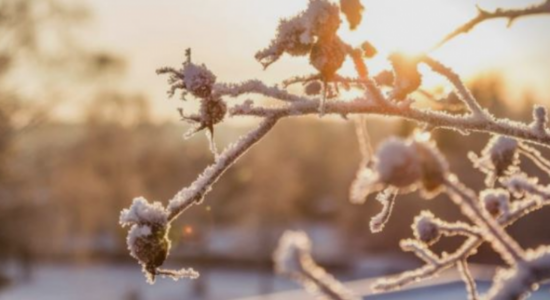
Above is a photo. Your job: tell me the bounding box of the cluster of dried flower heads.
[120,0,550,299]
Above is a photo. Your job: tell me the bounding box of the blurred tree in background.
[1,2,549,295]
[0,0,124,281]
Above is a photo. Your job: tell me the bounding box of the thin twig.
[166,117,279,221]
[433,0,550,49]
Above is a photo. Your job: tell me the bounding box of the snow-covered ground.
[0,263,297,300]
[1,262,548,300]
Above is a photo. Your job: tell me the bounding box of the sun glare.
[339,0,549,94]
[342,0,468,54]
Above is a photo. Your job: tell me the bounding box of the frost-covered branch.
[274,231,360,300]
[214,80,311,103]
[166,117,279,221]
[230,91,550,148]
[458,259,479,300]
[119,1,550,298]
[434,0,550,49]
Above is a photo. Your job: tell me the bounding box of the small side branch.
[231,98,550,148]
[166,117,279,221]
[457,259,479,300]
[434,0,550,49]
[373,190,550,293]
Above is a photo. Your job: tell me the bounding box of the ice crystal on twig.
[469,136,520,186]
[369,188,397,233]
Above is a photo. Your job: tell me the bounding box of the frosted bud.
[305,81,323,96]
[255,0,341,68]
[182,63,216,98]
[502,173,539,197]
[470,136,520,186]
[481,189,510,218]
[130,224,171,284]
[413,211,441,245]
[198,97,227,134]
[488,136,519,176]
[157,61,216,99]
[120,197,171,283]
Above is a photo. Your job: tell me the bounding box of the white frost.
[120,197,169,227]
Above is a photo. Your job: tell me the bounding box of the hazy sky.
[86,0,550,119]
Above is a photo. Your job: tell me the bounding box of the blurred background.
[0,0,550,299]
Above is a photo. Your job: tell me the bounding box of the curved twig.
[434,0,550,49]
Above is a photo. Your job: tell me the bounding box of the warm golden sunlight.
[88,0,550,120]
[3,0,550,299]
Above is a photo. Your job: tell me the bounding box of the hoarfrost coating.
[117,0,550,299]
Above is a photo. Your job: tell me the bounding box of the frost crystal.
[182,63,216,98]
[158,59,226,140]
[120,197,169,227]
[469,136,520,186]
[350,136,448,205]
[120,197,197,283]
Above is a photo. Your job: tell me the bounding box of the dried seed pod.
[488,136,519,177]
[305,80,323,96]
[310,36,347,80]
[129,224,171,283]
[481,189,510,218]
[202,97,227,131]
[184,97,227,138]
[182,63,217,98]
[470,136,520,186]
